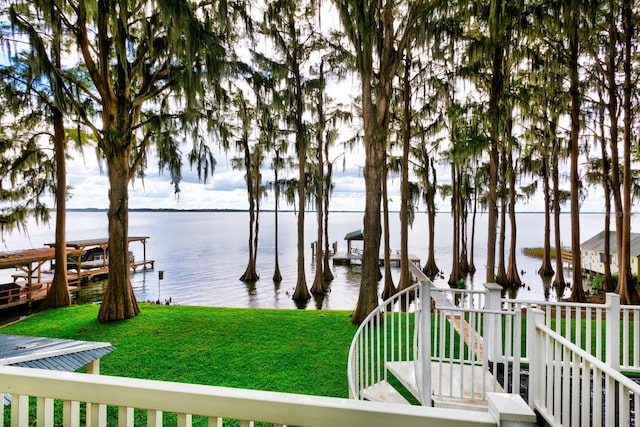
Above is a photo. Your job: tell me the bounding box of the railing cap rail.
[1,365,497,427]
[503,298,607,309]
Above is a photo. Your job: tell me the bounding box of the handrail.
[0,365,499,427]
[534,322,640,426]
[506,294,640,372]
[535,323,640,391]
[347,280,422,400]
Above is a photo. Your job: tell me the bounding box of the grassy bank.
[0,304,358,398]
[522,247,563,259]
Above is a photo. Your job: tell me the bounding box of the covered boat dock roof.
[0,248,84,270]
[45,236,151,250]
[344,229,364,241]
[344,229,363,254]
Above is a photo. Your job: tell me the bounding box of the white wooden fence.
[504,293,640,372]
[533,321,640,426]
[1,364,504,427]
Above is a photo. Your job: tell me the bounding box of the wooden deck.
[332,250,420,267]
[1,237,155,312]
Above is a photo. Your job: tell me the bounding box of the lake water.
[0,210,624,311]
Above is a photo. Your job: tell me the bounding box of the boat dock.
[45,237,155,280]
[1,237,155,312]
[332,249,421,267]
[332,229,421,267]
[0,247,85,311]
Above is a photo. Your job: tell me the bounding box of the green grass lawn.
[1,304,359,398]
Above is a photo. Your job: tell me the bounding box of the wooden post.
[101,244,108,268]
[143,238,148,269]
[85,358,107,427]
[526,307,545,409]
[419,277,432,406]
[27,262,34,314]
[484,283,503,363]
[487,393,537,426]
[606,293,620,370]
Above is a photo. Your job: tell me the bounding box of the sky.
[64,143,373,212]
[18,1,613,216]
[62,139,614,214]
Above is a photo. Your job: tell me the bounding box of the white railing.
[504,293,640,373]
[346,268,523,408]
[0,366,496,426]
[0,365,501,427]
[346,280,423,402]
[435,285,619,370]
[430,302,522,403]
[431,288,486,310]
[533,322,640,426]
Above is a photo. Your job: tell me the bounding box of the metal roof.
[1,334,115,406]
[582,231,640,257]
[0,334,114,369]
[45,237,150,249]
[344,229,364,241]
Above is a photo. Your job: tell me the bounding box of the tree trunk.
[311,196,325,295]
[43,104,71,309]
[292,204,310,302]
[397,55,411,292]
[423,157,439,277]
[273,167,282,283]
[240,144,259,283]
[616,0,640,304]
[98,152,140,322]
[551,127,566,297]
[486,42,504,284]
[605,0,624,273]
[352,68,384,324]
[353,143,383,322]
[381,157,396,300]
[598,99,613,291]
[458,178,469,274]
[538,149,554,277]
[292,49,309,303]
[312,62,328,295]
[350,0,403,324]
[292,146,309,302]
[449,163,460,287]
[496,197,507,287]
[468,182,477,274]
[505,150,521,289]
[253,190,261,273]
[323,162,334,282]
[568,10,585,302]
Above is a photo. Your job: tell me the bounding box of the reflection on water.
[74,280,108,304]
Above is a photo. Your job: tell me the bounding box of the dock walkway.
[332,250,420,267]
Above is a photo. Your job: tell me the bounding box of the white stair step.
[385,361,420,402]
[431,362,504,410]
[385,360,505,410]
[361,380,411,405]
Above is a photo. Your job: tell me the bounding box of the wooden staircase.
[348,265,520,412]
[361,360,504,410]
